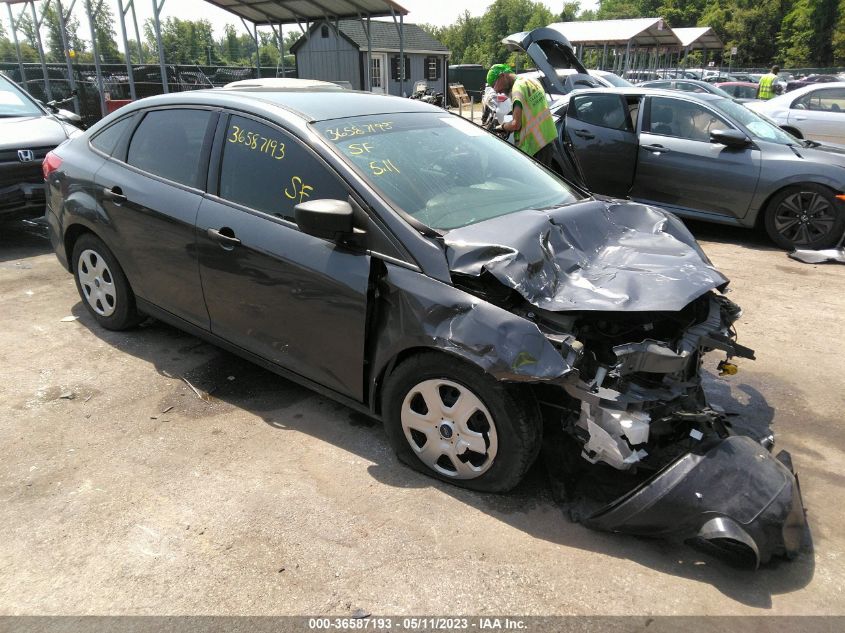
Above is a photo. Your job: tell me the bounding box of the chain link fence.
[0,62,297,127]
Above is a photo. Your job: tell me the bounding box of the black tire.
[763,184,845,250]
[71,233,142,331]
[382,352,542,493]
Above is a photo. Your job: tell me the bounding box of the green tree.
[834,0,845,65]
[560,2,581,21]
[41,1,85,62]
[81,2,122,63]
[778,0,813,66]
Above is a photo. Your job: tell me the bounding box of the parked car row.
[495,29,845,250]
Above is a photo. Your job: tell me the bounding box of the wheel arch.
[370,346,494,417]
[64,223,97,271]
[780,125,803,139]
[753,180,841,229]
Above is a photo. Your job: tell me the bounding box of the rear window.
[90,116,133,155]
[127,109,212,187]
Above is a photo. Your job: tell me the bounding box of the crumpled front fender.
[584,436,806,567]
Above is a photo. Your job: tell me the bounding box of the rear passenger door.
[196,112,370,400]
[94,107,217,328]
[563,92,637,197]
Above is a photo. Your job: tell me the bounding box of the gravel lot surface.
[1,219,843,615]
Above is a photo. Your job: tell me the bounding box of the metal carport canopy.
[548,18,682,47]
[202,0,408,25]
[672,27,724,50]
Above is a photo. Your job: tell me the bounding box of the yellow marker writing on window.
[369,159,400,176]
[348,142,374,155]
[229,126,286,160]
[284,176,314,204]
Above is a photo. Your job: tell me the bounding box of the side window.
[647,97,732,141]
[806,88,845,112]
[127,109,211,187]
[218,114,348,221]
[648,81,671,89]
[571,94,630,130]
[90,116,133,155]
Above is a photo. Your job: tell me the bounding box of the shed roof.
[291,19,449,53]
[549,18,682,47]
[672,27,724,50]
[202,0,408,26]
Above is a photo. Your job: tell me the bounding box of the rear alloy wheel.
[72,233,141,330]
[764,184,844,250]
[382,352,541,493]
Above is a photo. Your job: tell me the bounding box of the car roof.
[715,81,758,87]
[575,86,725,101]
[108,88,439,123]
[767,80,845,102]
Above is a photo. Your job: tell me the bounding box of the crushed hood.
[444,199,729,312]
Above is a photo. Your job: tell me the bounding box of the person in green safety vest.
[757,65,781,100]
[486,63,556,168]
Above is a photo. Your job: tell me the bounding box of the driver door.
[197,113,371,400]
[563,92,638,198]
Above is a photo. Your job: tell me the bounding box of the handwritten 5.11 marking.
[228,125,286,160]
[369,159,400,176]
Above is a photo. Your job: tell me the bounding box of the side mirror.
[710,129,751,148]
[294,199,354,242]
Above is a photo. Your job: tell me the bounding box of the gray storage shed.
[291,20,450,96]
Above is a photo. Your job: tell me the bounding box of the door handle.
[207,227,241,247]
[573,129,595,139]
[794,115,807,120]
[102,186,127,203]
[642,144,670,154]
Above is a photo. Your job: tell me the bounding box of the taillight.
[42,151,63,180]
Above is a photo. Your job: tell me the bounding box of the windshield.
[712,98,799,145]
[319,113,581,231]
[0,76,43,117]
[598,72,633,87]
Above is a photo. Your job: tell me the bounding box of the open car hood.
[502,28,592,95]
[444,198,729,313]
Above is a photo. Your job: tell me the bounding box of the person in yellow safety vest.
[486,64,556,168]
[757,65,780,100]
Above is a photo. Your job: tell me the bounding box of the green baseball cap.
[486,64,513,86]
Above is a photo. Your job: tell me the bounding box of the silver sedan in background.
[748,82,845,144]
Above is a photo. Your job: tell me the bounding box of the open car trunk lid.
[502,28,591,95]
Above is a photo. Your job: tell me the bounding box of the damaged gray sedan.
[46,89,804,567]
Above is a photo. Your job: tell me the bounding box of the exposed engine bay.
[442,199,806,566]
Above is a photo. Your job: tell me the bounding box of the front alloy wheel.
[382,352,542,493]
[401,378,498,479]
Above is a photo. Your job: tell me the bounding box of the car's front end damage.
[440,198,806,566]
